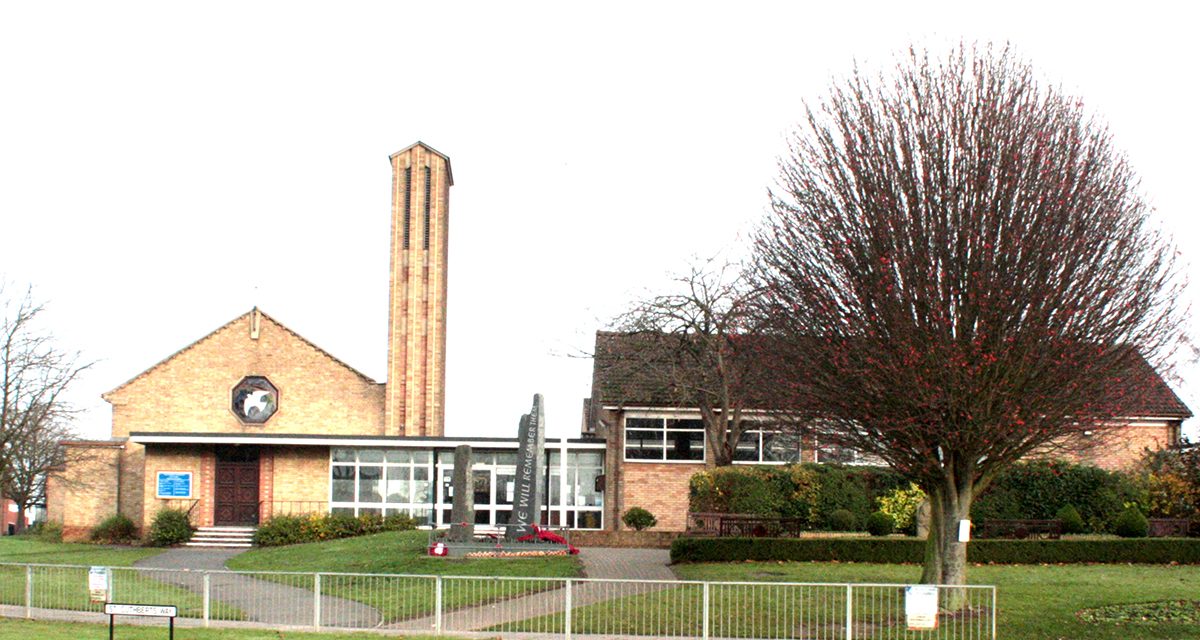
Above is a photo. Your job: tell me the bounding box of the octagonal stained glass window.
[232,376,278,424]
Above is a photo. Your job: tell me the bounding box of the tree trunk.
[919,486,944,584]
[920,479,975,612]
[14,503,26,535]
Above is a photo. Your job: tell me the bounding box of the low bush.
[877,482,926,534]
[866,511,895,536]
[622,507,658,531]
[254,512,418,547]
[26,521,63,543]
[828,509,857,531]
[1056,504,1086,534]
[670,536,1200,564]
[147,508,194,546]
[1114,506,1150,538]
[91,513,136,544]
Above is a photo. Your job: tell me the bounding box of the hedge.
[670,537,1200,565]
[254,512,418,546]
[971,460,1145,533]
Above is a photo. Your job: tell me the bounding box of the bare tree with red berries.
[606,259,763,466]
[753,45,1184,589]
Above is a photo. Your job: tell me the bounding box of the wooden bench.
[718,516,806,538]
[1148,518,1191,538]
[976,519,1062,540]
[685,512,806,538]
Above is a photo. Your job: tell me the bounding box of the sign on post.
[88,566,109,603]
[905,584,939,630]
[105,602,177,640]
[105,603,178,617]
[156,472,192,499]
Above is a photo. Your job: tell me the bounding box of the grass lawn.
[0,618,446,639]
[226,530,581,622]
[0,536,163,566]
[674,561,1200,640]
[0,537,226,620]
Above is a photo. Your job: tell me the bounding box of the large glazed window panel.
[332,465,355,502]
[763,432,802,462]
[665,430,704,461]
[734,431,760,462]
[358,465,382,503]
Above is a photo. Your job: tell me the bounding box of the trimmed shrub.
[877,483,926,534]
[254,512,418,547]
[828,509,857,531]
[690,467,787,517]
[866,511,895,536]
[147,508,194,546]
[689,464,904,531]
[91,513,136,544]
[1056,504,1086,535]
[1114,506,1150,538]
[670,536,1200,565]
[622,507,658,531]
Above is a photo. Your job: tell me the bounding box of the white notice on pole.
[905,585,939,630]
[88,567,109,603]
[958,519,972,542]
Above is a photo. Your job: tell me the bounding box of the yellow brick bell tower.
[385,142,452,436]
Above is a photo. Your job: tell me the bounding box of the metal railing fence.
[0,562,996,639]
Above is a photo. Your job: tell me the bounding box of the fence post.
[991,586,997,639]
[845,584,853,640]
[203,573,210,627]
[24,565,32,618]
[564,579,572,640]
[434,575,443,635]
[107,567,114,603]
[702,582,710,640]
[313,573,322,629]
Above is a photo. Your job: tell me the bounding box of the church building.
[47,143,605,541]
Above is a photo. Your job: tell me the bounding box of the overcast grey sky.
[2,1,1197,441]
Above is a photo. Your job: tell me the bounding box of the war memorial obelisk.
[508,394,546,539]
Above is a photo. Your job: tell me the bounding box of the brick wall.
[50,443,124,542]
[268,446,330,511]
[1057,421,1181,471]
[142,444,206,527]
[106,310,385,439]
[621,462,704,532]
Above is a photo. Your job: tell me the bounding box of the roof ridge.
[103,308,378,401]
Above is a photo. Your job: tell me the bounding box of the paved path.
[578,547,674,580]
[396,546,678,634]
[133,547,383,628]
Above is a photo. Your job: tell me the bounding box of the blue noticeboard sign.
[156,472,192,498]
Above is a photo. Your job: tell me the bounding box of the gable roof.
[389,141,454,186]
[591,331,1192,419]
[103,308,379,401]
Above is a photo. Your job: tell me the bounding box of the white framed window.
[624,417,705,462]
[330,448,434,522]
[435,451,520,527]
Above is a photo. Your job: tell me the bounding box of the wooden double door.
[214,446,260,526]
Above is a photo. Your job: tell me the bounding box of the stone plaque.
[509,394,546,538]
